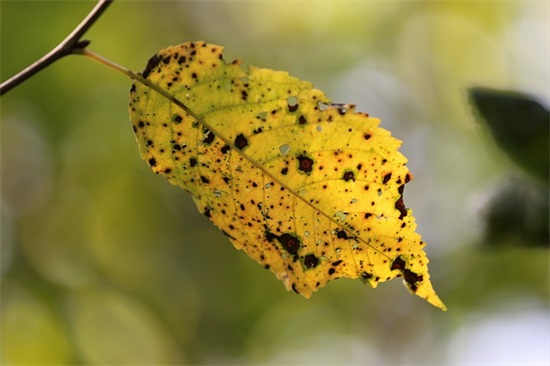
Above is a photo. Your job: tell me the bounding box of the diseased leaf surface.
[129,41,445,310]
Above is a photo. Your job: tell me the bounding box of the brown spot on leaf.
[297,155,314,173]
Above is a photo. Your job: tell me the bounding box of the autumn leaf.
[128,41,446,310]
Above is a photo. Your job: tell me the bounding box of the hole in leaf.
[279,144,290,155]
[318,101,329,111]
[287,96,299,112]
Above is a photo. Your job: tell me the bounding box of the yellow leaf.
[129,41,446,310]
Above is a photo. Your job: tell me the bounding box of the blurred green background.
[1,1,548,364]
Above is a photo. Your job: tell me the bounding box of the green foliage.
[469,87,549,182]
[469,88,550,248]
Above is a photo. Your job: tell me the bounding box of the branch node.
[74,39,92,50]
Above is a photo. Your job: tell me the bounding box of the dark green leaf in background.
[481,177,549,248]
[468,87,549,182]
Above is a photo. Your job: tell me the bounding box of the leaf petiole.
[77,48,201,122]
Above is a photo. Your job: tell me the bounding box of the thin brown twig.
[0,0,113,96]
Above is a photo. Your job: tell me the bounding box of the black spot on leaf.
[189,158,198,167]
[336,230,349,239]
[235,134,248,150]
[304,254,319,269]
[142,53,163,78]
[202,129,215,144]
[383,173,392,184]
[265,228,300,257]
[222,230,236,240]
[278,233,300,256]
[172,114,183,124]
[343,171,355,182]
[395,185,407,219]
[362,272,373,280]
[148,158,157,167]
[298,115,307,125]
[403,269,423,291]
[391,256,406,271]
